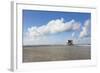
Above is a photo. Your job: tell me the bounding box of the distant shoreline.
[23,44,91,47]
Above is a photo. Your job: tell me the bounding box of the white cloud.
[23,18,82,45]
[25,18,80,38]
[79,19,91,38]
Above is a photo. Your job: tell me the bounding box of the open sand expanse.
[23,45,91,62]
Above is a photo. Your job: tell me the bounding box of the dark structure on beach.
[67,40,73,46]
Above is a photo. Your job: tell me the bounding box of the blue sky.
[23,10,91,45]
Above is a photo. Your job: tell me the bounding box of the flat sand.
[23,45,91,62]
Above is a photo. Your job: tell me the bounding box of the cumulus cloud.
[79,19,91,38]
[25,18,81,39]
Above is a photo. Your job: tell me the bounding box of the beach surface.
[23,45,91,62]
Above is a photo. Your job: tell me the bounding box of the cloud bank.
[24,18,91,45]
[25,18,80,39]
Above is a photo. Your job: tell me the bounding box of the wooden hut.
[67,40,73,46]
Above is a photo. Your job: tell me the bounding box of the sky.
[23,10,91,45]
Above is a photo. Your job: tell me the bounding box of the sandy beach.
[23,45,91,62]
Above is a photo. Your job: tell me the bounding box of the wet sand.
[23,45,91,62]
